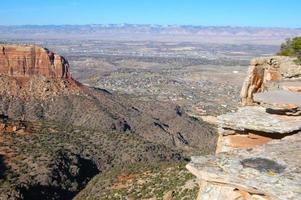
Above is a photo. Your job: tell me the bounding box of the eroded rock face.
[188,56,301,200]
[240,56,301,105]
[0,44,71,79]
[254,90,301,114]
[187,133,301,200]
[216,128,275,153]
[0,44,217,200]
[0,44,216,153]
[0,44,81,100]
[218,106,301,134]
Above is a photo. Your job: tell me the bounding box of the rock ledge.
[187,56,301,200]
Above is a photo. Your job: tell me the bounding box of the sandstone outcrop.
[0,44,83,100]
[187,133,301,200]
[254,90,301,115]
[0,44,217,199]
[187,56,301,200]
[0,44,71,79]
[240,56,301,105]
[218,106,301,133]
[218,56,301,154]
[0,44,216,153]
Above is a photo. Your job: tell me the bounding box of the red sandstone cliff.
[0,44,83,100]
[0,44,71,79]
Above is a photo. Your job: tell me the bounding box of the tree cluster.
[278,37,301,64]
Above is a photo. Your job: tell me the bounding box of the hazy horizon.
[0,24,300,29]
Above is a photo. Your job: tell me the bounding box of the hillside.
[75,162,199,200]
[0,44,216,199]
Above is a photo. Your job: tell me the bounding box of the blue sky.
[0,0,300,28]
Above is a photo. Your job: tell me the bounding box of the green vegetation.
[75,162,199,200]
[278,37,301,64]
[0,119,183,198]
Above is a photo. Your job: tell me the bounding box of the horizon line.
[0,23,300,29]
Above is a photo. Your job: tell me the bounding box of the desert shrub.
[278,37,301,64]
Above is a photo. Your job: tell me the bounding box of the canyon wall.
[0,44,71,79]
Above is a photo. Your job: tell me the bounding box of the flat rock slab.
[280,80,301,92]
[254,90,301,110]
[187,133,301,200]
[217,106,301,133]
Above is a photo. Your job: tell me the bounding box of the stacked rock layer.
[187,56,301,200]
[0,44,71,79]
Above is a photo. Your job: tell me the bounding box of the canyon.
[0,44,215,199]
[0,37,300,200]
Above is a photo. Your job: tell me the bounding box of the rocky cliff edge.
[0,44,71,79]
[187,57,301,200]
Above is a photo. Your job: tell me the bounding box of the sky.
[0,0,300,28]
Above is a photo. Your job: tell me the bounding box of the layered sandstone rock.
[240,56,301,105]
[253,90,301,115]
[216,56,301,154]
[218,106,301,134]
[0,44,71,79]
[187,56,301,200]
[0,44,82,100]
[279,80,301,92]
[187,133,301,200]
[0,44,216,153]
[216,106,301,153]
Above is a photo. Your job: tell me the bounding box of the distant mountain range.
[1,24,301,44]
